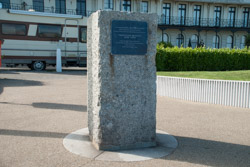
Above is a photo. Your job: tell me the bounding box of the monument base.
[92,141,156,151]
[63,128,178,162]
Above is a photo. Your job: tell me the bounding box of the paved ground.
[0,67,250,167]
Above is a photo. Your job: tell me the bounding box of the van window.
[1,23,26,35]
[80,27,87,43]
[38,25,62,38]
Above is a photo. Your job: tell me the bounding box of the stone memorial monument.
[87,11,158,151]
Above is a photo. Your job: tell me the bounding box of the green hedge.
[156,46,250,71]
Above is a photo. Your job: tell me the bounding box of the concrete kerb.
[63,128,178,162]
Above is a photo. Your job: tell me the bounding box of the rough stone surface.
[87,11,158,151]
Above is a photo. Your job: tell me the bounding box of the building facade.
[0,0,250,49]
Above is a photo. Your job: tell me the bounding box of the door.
[63,19,80,65]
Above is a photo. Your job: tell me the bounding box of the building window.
[77,0,86,16]
[33,0,44,12]
[213,35,220,48]
[177,34,184,47]
[178,4,186,25]
[37,25,62,38]
[191,34,198,48]
[228,7,236,27]
[0,0,10,9]
[163,33,169,43]
[240,36,246,49]
[243,8,249,27]
[141,1,148,13]
[80,27,87,43]
[123,0,131,12]
[162,3,171,24]
[214,6,221,26]
[55,0,66,14]
[194,5,201,26]
[104,0,113,10]
[1,23,26,36]
[226,36,233,48]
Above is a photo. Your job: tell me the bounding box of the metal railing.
[0,2,95,17]
[157,76,250,108]
[159,15,250,28]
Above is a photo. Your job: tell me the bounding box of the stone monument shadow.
[32,102,87,112]
[162,136,250,166]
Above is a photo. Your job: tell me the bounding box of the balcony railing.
[0,2,94,17]
[159,15,250,28]
[1,2,250,28]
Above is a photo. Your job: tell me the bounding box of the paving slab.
[0,68,250,167]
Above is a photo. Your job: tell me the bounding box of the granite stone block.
[87,10,158,151]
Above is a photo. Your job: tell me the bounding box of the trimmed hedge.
[156,46,250,71]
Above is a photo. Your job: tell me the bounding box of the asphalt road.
[0,67,250,167]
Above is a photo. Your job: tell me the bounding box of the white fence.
[157,76,250,108]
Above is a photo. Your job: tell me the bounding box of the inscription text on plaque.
[111,20,148,55]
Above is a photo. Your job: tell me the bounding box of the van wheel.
[32,61,46,71]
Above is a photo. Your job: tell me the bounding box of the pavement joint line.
[93,151,105,160]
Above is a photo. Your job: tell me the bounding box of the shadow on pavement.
[163,136,250,167]
[0,102,28,106]
[32,102,87,112]
[0,78,44,87]
[0,129,249,166]
[0,70,20,75]
[0,102,86,112]
[0,78,44,95]
[0,129,88,141]
[0,67,87,76]
[46,69,87,76]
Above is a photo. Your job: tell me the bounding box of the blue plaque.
[111,20,148,55]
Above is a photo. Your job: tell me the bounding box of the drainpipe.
[120,0,122,11]
[232,31,235,48]
[215,31,218,48]
[162,29,164,42]
[198,30,200,45]
[0,40,2,67]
